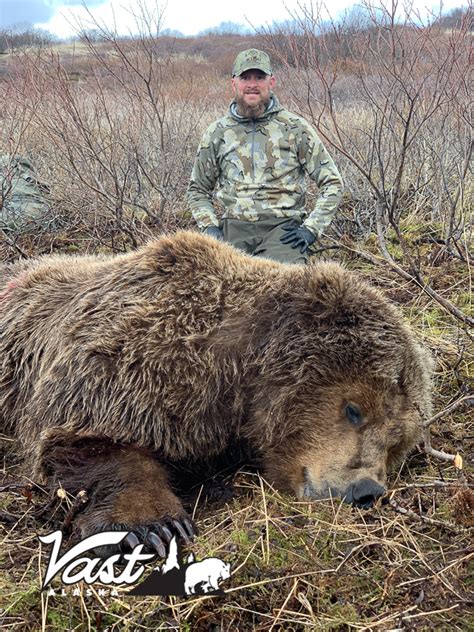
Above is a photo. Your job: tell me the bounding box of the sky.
[0,0,466,38]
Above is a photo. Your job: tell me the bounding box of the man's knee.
[255,218,309,265]
[221,219,257,254]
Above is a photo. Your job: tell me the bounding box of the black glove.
[280,224,316,253]
[203,225,224,241]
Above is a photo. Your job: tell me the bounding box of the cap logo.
[232,49,272,77]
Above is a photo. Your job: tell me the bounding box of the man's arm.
[299,124,343,238]
[187,125,220,230]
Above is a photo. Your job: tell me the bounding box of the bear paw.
[122,514,198,557]
[76,512,198,558]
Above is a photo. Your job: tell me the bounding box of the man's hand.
[203,226,224,241]
[280,225,316,253]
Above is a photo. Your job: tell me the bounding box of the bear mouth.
[301,468,385,509]
[300,467,340,501]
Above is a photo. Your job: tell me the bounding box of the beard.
[235,93,270,119]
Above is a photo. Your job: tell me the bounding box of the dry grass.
[0,22,472,631]
[1,242,472,630]
[1,455,472,630]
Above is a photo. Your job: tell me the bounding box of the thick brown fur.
[0,231,432,539]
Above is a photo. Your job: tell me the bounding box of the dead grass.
[0,26,472,631]
[0,243,472,631]
[1,457,472,630]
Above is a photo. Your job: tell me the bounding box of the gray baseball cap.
[232,49,272,77]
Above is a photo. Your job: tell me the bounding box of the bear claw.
[124,532,140,550]
[119,516,198,557]
[147,532,167,557]
[183,518,196,540]
[172,518,192,544]
[159,525,174,543]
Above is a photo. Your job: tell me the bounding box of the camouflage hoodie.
[187,96,343,236]
[0,154,50,230]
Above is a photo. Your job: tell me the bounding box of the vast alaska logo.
[39,530,231,596]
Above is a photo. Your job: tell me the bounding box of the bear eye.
[345,403,363,427]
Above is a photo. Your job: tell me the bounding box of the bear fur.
[0,231,432,547]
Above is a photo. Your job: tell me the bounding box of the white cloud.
[33,0,466,39]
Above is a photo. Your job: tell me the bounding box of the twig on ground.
[0,229,29,259]
[328,237,474,327]
[0,511,18,524]
[422,395,473,429]
[61,490,89,533]
[392,481,474,491]
[388,498,471,533]
[0,482,33,494]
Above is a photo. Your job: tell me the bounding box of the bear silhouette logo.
[184,555,231,596]
[129,536,231,597]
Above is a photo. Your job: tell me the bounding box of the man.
[187,49,343,264]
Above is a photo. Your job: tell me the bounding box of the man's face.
[231,70,276,118]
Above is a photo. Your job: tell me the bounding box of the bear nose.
[351,478,385,509]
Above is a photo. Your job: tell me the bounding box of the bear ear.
[144,236,178,275]
[146,231,227,276]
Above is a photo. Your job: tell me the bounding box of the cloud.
[5,0,465,38]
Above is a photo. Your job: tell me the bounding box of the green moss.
[456,291,473,315]
[266,539,290,568]
[410,304,447,336]
[398,218,443,240]
[4,586,39,615]
[364,232,378,248]
[386,240,404,260]
[232,529,252,547]
[46,609,73,628]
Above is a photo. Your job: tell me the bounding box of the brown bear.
[0,231,432,553]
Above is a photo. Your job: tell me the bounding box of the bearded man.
[187,49,343,264]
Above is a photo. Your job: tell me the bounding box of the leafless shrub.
[0,7,472,629]
[262,0,472,326]
[0,28,55,55]
[1,7,225,251]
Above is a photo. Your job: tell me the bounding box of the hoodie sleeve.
[187,123,221,230]
[299,123,343,237]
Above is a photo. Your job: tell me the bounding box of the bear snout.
[301,469,385,508]
[345,478,386,509]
